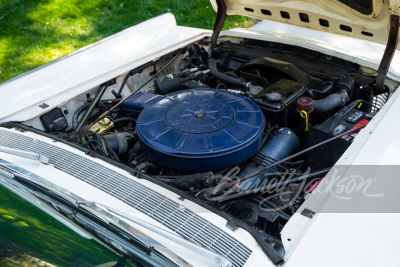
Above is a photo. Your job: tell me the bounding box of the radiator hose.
[313,76,354,113]
[208,58,263,96]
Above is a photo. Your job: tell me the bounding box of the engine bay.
[17,37,393,257]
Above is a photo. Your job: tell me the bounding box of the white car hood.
[210,0,400,46]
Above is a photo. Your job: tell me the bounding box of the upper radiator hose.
[313,76,354,113]
[208,58,263,96]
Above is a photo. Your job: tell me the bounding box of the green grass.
[0,0,254,82]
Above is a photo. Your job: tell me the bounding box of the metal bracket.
[211,0,228,49]
[375,14,399,92]
[300,208,315,219]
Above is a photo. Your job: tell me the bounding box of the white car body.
[1,4,400,266]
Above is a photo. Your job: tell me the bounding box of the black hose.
[108,149,120,162]
[313,91,348,113]
[208,59,247,88]
[183,80,210,89]
[312,76,354,113]
[72,103,92,129]
[137,161,157,173]
[182,52,196,70]
[208,58,263,96]
[132,141,142,155]
[336,76,355,97]
[127,149,135,165]
[127,142,143,165]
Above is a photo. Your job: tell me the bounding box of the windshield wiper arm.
[0,146,49,164]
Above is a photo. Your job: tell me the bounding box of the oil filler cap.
[137,89,265,172]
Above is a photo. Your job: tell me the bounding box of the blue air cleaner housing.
[136,89,265,172]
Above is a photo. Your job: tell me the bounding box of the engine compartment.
[19,37,393,258]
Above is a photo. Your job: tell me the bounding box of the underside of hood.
[210,0,400,46]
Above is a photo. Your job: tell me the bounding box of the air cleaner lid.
[137,88,265,171]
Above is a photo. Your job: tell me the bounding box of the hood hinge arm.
[375,14,399,92]
[211,0,228,49]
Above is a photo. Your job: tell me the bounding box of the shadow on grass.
[0,0,254,82]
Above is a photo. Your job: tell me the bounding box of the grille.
[0,128,252,266]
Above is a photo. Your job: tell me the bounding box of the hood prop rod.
[375,14,399,92]
[210,0,228,49]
